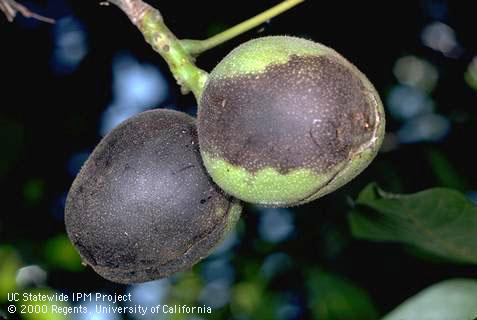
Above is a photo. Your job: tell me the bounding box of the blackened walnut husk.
[197,36,385,206]
[200,54,376,173]
[65,109,241,283]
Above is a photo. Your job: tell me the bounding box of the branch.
[104,0,304,98]
[101,0,148,26]
[105,0,208,99]
[180,0,305,56]
[0,0,54,23]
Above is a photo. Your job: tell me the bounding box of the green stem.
[140,10,208,98]
[180,0,305,56]
[107,0,304,98]
[108,0,208,99]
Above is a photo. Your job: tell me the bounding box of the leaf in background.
[465,57,477,91]
[232,281,265,315]
[349,183,477,264]
[0,246,21,301]
[382,279,477,320]
[230,280,279,319]
[427,148,467,191]
[43,234,82,272]
[307,269,379,320]
[22,179,45,206]
[168,271,202,304]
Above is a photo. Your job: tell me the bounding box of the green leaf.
[427,148,467,191]
[349,183,477,264]
[382,279,477,320]
[230,280,278,319]
[307,269,379,320]
[0,246,21,301]
[232,281,265,315]
[465,59,477,91]
[43,234,83,272]
[169,271,201,304]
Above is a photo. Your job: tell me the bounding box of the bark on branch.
[0,0,54,23]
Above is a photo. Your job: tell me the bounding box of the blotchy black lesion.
[199,54,376,174]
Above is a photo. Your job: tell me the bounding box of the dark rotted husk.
[200,54,376,173]
[198,36,385,206]
[65,109,241,284]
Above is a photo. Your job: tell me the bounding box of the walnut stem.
[105,0,304,99]
[106,0,208,99]
[180,0,305,56]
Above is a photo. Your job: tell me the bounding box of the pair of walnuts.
[65,36,385,283]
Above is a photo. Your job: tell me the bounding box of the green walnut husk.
[198,36,385,207]
[65,109,241,283]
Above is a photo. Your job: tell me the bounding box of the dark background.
[1,0,477,319]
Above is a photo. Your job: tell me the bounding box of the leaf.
[230,281,282,319]
[307,269,379,320]
[382,279,477,320]
[43,234,83,272]
[349,183,477,264]
[0,246,21,301]
[427,148,467,191]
